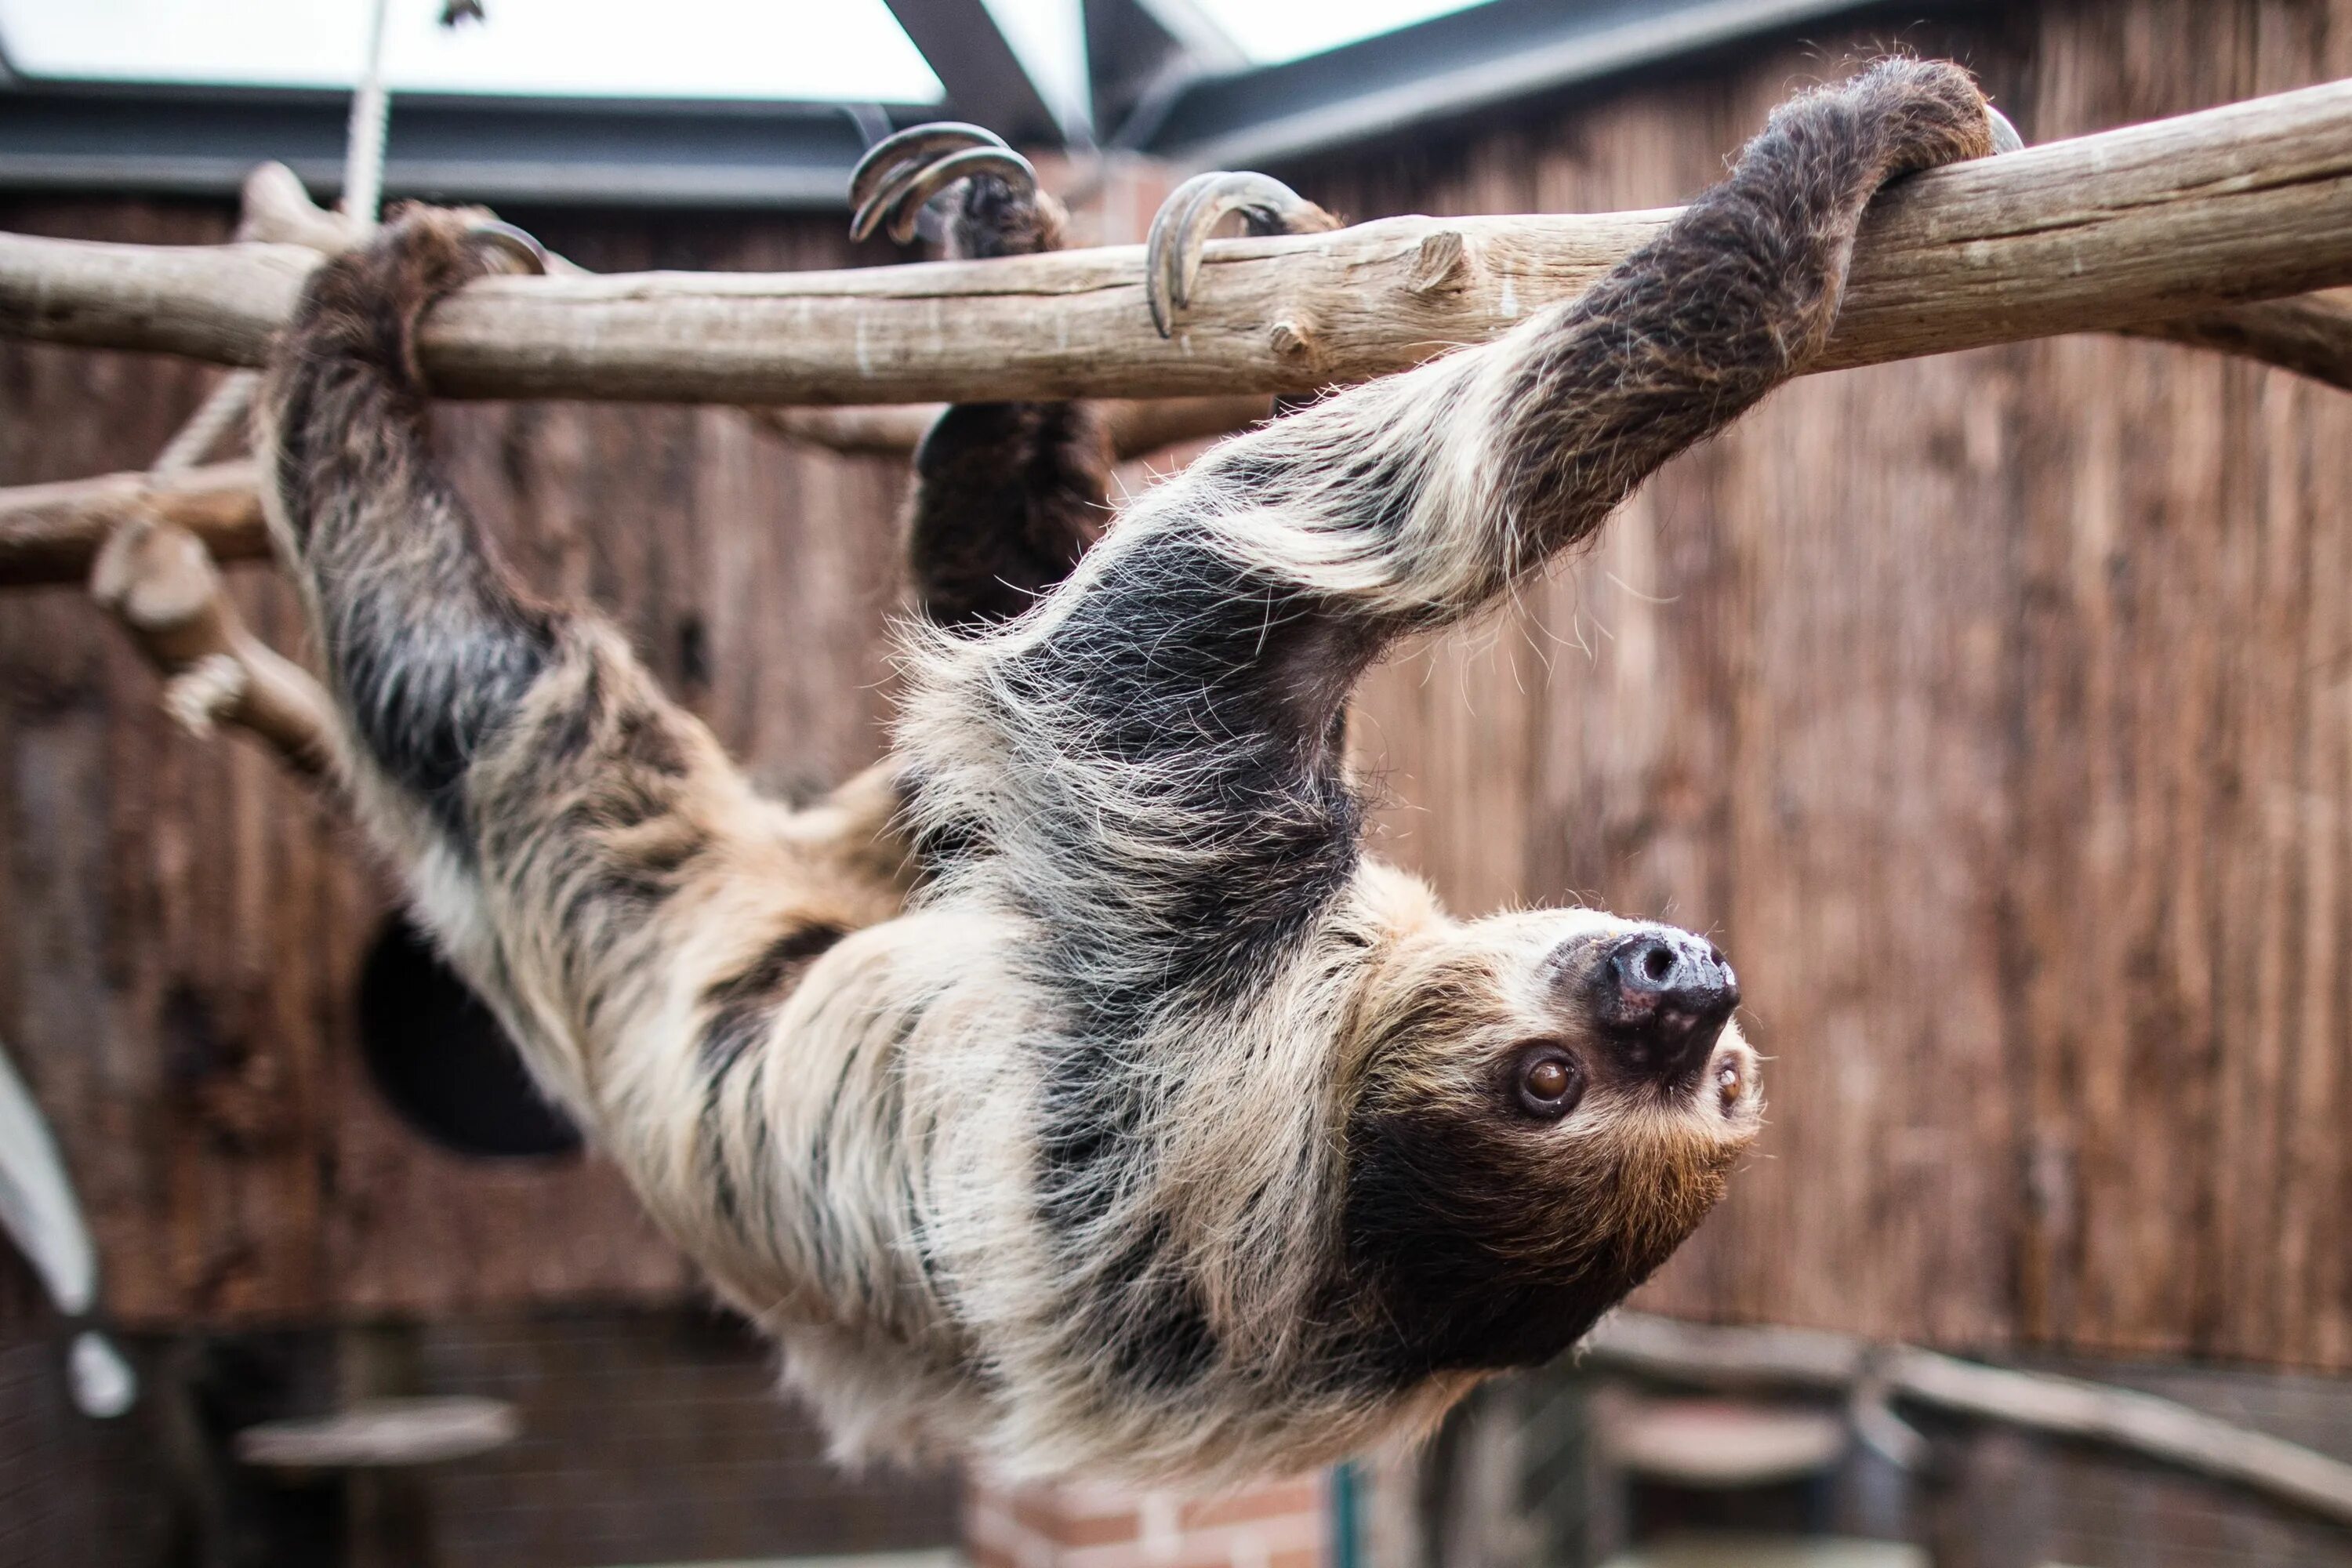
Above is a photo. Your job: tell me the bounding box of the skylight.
[0,0,945,103]
[1178,0,1495,65]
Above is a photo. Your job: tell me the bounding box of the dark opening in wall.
[356,916,583,1159]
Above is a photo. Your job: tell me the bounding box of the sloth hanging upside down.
[256,59,2012,1483]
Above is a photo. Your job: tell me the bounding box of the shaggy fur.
[254,60,2002,1484]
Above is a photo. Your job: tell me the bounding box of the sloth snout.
[1592,928,1739,1083]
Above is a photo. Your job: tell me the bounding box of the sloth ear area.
[1145,169,1345,338]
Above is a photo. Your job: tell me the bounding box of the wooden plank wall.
[1314,0,2352,1369]
[0,203,913,1327]
[6,0,2352,1376]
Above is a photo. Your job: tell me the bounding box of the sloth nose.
[1595,928,1740,1083]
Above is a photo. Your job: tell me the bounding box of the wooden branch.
[1888,1346,2352,1531]
[749,392,1273,460]
[235,160,364,256]
[1102,394,1276,460]
[7,82,2352,404]
[0,460,270,586]
[748,402,940,456]
[0,390,1276,586]
[1586,1313,2352,1532]
[88,515,336,779]
[2122,288,2352,390]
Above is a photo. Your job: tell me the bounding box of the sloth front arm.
[900,58,2005,1024]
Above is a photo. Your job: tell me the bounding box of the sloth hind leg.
[258,208,901,1136]
[887,137,1341,631]
[868,134,1113,631]
[904,60,2012,1003]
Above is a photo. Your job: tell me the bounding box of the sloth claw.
[849,122,1036,245]
[849,122,1006,211]
[1145,170,1341,339]
[861,147,1037,246]
[1985,104,2026,155]
[464,218,549,275]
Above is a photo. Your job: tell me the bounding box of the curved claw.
[849,122,1027,243]
[1985,103,2026,155]
[465,219,548,276]
[852,145,1037,245]
[1145,170,1339,339]
[849,122,1006,211]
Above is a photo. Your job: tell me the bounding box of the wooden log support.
[746,391,1274,460]
[2122,286,2352,390]
[0,459,270,586]
[87,516,336,779]
[1586,1313,2352,1532]
[0,394,1279,586]
[6,82,2352,405]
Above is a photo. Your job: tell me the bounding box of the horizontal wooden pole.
[88,514,336,779]
[0,460,268,586]
[2122,286,2352,390]
[747,392,1274,459]
[5,82,2352,404]
[0,393,1289,586]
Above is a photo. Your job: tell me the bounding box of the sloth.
[254,59,2008,1483]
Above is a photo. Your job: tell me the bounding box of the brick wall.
[965,1471,1332,1568]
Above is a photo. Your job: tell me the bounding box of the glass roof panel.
[0,0,945,103]
[1179,0,1495,65]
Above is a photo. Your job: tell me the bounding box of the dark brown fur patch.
[901,166,1113,632]
[699,923,851,1072]
[908,401,1111,630]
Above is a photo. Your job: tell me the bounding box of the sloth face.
[1338,909,1762,1381]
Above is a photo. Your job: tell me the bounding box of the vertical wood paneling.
[0,201,905,1328]
[1326,0,2352,1367]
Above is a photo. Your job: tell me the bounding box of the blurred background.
[4,2,2352,1566]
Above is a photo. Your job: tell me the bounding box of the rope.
[149,376,257,475]
[342,0,395,225]
[151,0,395,479]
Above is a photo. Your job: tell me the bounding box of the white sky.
[0,0,947,101]
[0,0,1492,101]
[1185,0,1490,64]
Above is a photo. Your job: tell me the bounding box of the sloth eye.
[1513,1049,1584,1120]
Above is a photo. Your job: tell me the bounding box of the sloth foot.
[1145,170,1341,338]
[849,122,1040,248]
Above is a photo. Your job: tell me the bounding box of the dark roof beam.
[0,88,879,209]
[1138,0,1891,168]
[882,0,1083,147]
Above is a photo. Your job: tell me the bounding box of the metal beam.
[0,0,1952,209]
[0,85,883,209]
[1134,0,1896,168]
[882,0,1070,144]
